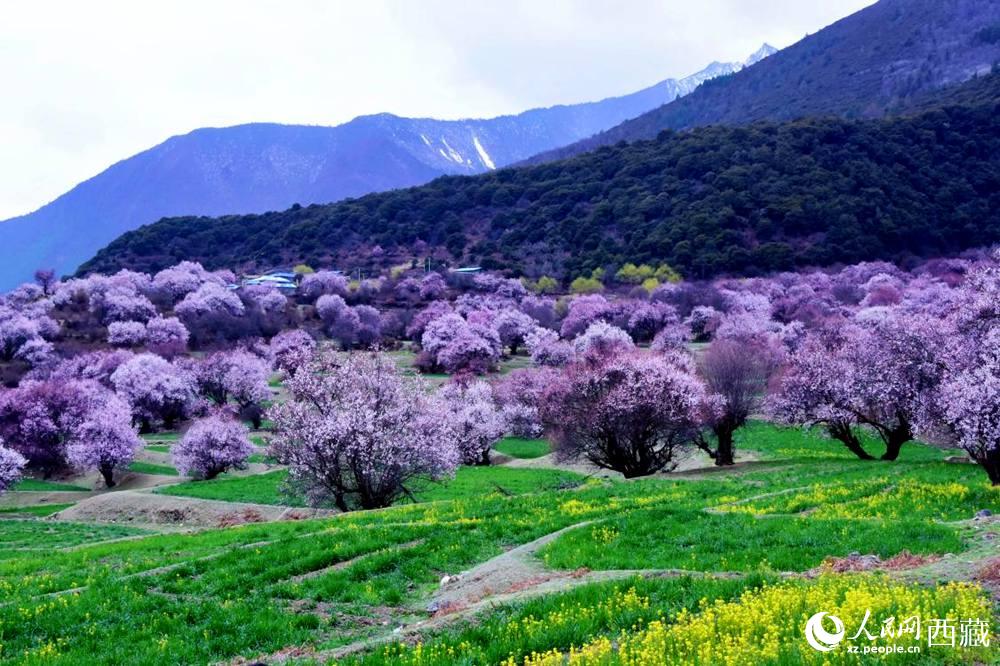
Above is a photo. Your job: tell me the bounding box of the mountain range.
[80,69,1000,281]
[80,0,1000,282]
[0,45,774,290]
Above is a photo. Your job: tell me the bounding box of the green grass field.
[0,520,147,557]
[0,503,75,517]
[494,436,551,459]
[141,432,181,442]
[128,461,179,476]
[155,470,303,506]
[0,422,996,664]
[155,466,585,507]
[409,465,584,501]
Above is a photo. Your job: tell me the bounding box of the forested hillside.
[81,72,1000,280]
[526,0,1000,165]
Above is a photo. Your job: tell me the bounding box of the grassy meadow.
[0,420,996,664]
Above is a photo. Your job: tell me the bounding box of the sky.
[0,0,876,220]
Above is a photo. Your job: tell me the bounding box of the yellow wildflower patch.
[513,576,994,665]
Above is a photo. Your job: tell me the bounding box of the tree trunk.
[713,426,735,466]
[100,464,116,489]
[828,422,874,460]
[478,448,492,466]
[880,423,911,461]
[976,451,1000,486]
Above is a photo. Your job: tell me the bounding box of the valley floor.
[1,423,998,665]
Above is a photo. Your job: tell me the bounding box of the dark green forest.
[81,73,1000,280]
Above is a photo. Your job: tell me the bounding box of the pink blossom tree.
[6,282,44,306]
[421,313,502,374]
[419,272,447,300]
[684,306,722,342]
[0,379,116,476]
[240,286,291,338]
[541,352,712,477]
[493,308,536,355]
[268,351,459,510]
[173,414,254,480]
[299,270,349,302]
[66,395,142,488]
[92,288,157,324]
[192,351,271,427]
[650,323,688,352]
[572,321,634,362]
[33,269,57,296]
[933,332,1000,484]
[0,441,26,494]
[353,305,383,348]
[492,368,558,438]
[493,277,528,301]
[394,277,423,304]
[766,334,870,458]
[316,294,357,346]
[439,380,506,465]
[42,350,134,388]
[696,337,782,466]
[145,316,190,357]
[919,259,1000,484]
[107,321,147,347]
[0,307,49,363]
[626,302,679,343]
[525,327,574,367]
[406,301,454,341]
[151,261,219,305]
[269,329,316,375]
[111,353,196,431]
[520,295,558,329]
[559,294,610,339]
[441,327,502,374]
[13,338,55,369]
[175,282,246,344]
[768,314,947,461]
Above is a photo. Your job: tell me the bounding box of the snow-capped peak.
[744,43,777,67]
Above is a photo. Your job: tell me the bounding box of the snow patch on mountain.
[472,135,496,169]
[440,138,465,165]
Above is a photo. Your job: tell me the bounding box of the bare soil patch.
[52,491,333,528]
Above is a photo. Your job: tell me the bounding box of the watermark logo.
[805,612,845,652]
[804,610,991,655]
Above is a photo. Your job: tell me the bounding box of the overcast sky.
[0,0,876,220]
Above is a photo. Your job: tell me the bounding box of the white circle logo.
[805,612,845,652]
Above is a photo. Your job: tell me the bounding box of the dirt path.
[428,521,595,612]
[242,519,776,665]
